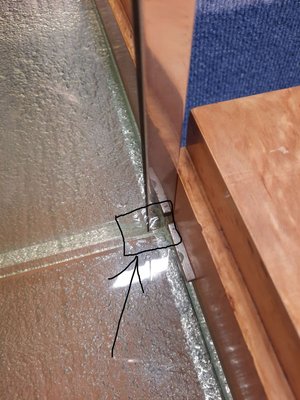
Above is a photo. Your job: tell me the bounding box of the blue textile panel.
[182,0,300,145]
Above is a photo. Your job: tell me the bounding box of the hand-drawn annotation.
[108,200,182,357]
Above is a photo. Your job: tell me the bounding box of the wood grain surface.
[177,149,294,399]
[189,86,300,398]
[107,0,135,62]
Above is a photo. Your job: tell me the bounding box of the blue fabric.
[182,0,300,145]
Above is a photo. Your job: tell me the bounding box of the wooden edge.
[120,0,133,24]
[107,0,135,63]
[94,0,139,124]
[190,107,300,397]
[178,148,294,400]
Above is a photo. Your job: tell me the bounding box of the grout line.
[0,220,159,278]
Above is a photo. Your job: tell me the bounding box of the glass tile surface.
[0,0,143,253]
[0,1,226,399]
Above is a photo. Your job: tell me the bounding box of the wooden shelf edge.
[107,0,135,63]
[177,148,294,400]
